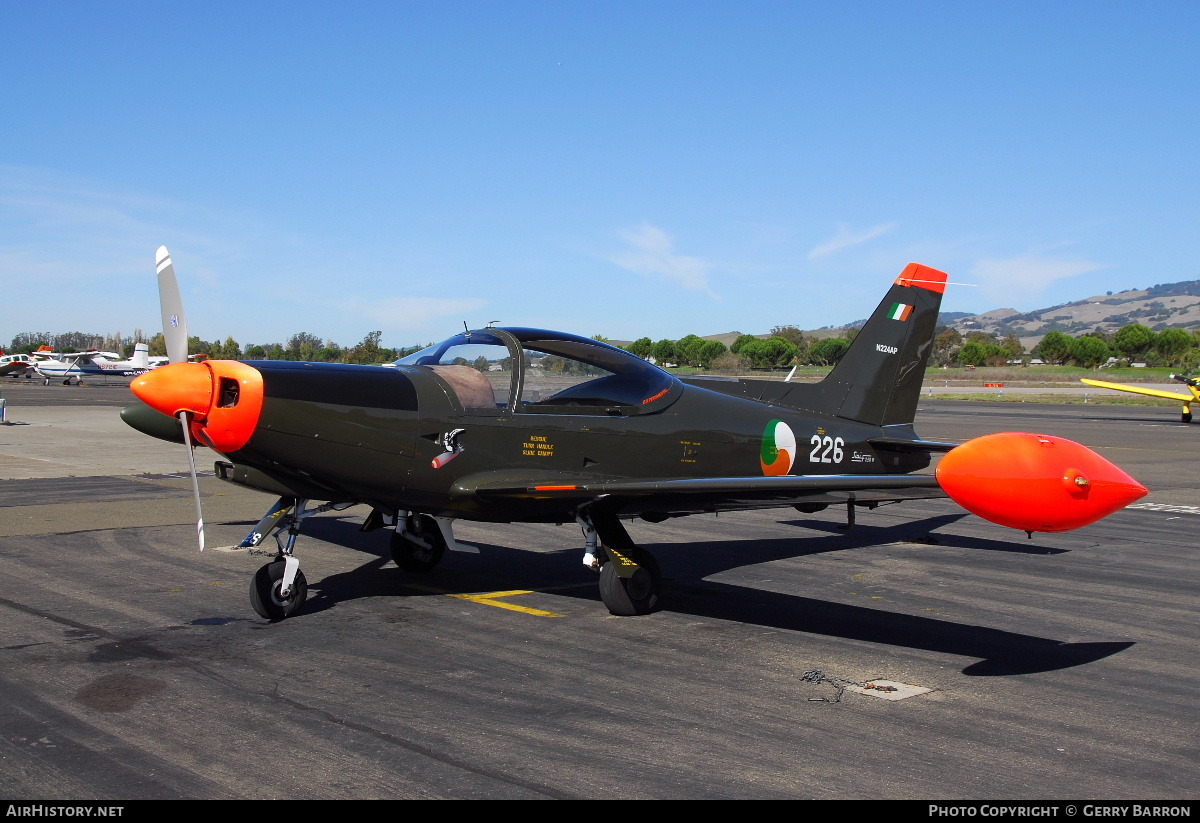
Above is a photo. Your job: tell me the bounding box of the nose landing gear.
[239,496,354,620]
[250,556,308,620]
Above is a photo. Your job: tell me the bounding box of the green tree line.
[14,320,1200,372]
[6,329,424,365]
[618,325,860,371]
[936,322,1200,369]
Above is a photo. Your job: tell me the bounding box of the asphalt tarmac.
[0,380,1196,799]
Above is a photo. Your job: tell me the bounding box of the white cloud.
[0,164,255,288]
[609,222,716,296]
[807,222,899,260]
[969,254,1105,304]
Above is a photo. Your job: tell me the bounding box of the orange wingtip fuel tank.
[935,432,1147,532]
[131,360,263,453]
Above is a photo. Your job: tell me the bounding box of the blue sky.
[2,1,1196,350]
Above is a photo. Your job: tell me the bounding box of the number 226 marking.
[809,435,844,463]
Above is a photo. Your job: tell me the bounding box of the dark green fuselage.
[216,359,932,523]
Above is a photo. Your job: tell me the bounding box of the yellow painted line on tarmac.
[448,590,564,617]
[398,582,566,616]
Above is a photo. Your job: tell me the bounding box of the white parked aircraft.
[29,343,153,385]
[0,352,40,379]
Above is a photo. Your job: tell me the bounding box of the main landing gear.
[578,511,662,616]
[237,498,662,620]
[389,512,448,572]
[379,509,478,571]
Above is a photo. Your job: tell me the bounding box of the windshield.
[516,337,675,409]
[397,328,679,414]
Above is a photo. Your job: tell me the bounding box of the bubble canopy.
[394,327,680,414]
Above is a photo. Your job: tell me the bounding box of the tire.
[390,516,446,572]
[598,548,661,616]
[1183,411,1192,424]
[250,560,308,620]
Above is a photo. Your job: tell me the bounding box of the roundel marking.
[760,419,796,476]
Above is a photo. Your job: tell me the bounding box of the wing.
[0,361,33,376]
[453,469,946,517]
[1080,378,1192,402]
[57,350,100,364]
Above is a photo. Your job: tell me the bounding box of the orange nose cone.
[936,432,1148,533]
[131,362,213,420]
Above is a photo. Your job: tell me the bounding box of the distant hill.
[611,279,1200,348]
[801,279,1200,349]
[944,280,1200,349]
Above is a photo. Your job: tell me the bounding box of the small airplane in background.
[28,344,153,385]
[1081,374,1200,424]
[122,246,1147,622]
[0,352,40,379]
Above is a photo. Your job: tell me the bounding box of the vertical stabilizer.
[818,263,947,426]
[131,342,150,370]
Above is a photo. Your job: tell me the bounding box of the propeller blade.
[156,246,189,364]
[177,411,206,551]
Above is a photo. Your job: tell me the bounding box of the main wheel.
[1183,411,1192,424]
[598,548,662,616]
[250,560,308,620]
[390,516,446,572]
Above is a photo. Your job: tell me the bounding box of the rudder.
[818,263,947,426]
[131,342,150,370]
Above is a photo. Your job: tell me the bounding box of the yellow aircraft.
[1080,373,1200,423]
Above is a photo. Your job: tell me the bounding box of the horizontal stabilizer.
[869,436,959,453]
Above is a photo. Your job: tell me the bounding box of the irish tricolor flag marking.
[888,302,913,321]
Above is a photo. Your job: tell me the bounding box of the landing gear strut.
[579,510,662,616]
[238,496,354,620]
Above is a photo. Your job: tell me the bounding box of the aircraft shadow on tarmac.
[254,513,1131,677]
[778,512,1071,556]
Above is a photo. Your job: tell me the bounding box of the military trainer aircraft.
[122,247,1148,620]
[1081,374,1200,423]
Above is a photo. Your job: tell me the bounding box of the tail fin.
[131,342,150,370]
[816,263,947,426]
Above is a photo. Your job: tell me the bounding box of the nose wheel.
[250,558,308,620]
